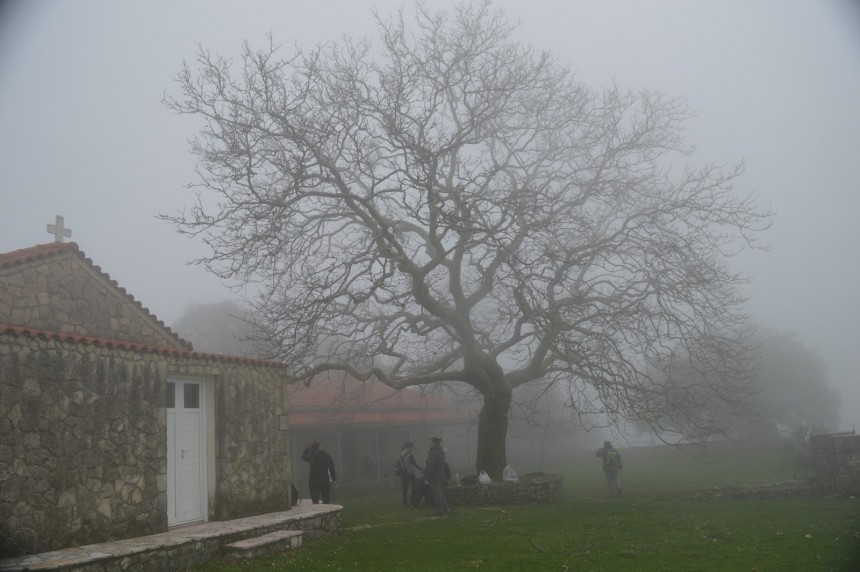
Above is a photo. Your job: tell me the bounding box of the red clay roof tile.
[286,377,472,427]
[0,323,288,369]
[0,242,79,267]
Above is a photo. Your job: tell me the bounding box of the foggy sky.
[1,0,858,427]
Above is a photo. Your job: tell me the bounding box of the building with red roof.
[287,375,474,494]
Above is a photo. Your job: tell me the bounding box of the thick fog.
[1,0,858,428]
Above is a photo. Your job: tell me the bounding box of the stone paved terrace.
[0,504,342,572]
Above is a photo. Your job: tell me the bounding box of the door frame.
[166,376,209,526]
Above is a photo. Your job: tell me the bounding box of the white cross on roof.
[47,215,72,243]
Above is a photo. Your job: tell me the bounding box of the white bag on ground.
[478,470,492,484]
[502,465,519,483]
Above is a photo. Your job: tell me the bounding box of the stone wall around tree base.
[445,474,564,506]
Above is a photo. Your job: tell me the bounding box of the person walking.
[301,440,337,504]
[398,441,423,507]
[426,437,451,515]
[596,440,623,496]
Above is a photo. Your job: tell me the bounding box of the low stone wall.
[0,505,342,572]
[685,480,818,500]
[446,473,563,506]
[810,432,860,495]
[282,505,342,540]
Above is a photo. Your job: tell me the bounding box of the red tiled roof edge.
[290,406,474,426]
[0,323,288,369]
[0,241,78,268]
[0,242,192,350]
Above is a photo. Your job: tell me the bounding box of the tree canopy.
[633,327,841,442]
[755,329,840,433]
[164,1,770,476]
[171,300,260,356]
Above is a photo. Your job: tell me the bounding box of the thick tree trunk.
[475,383,512,480]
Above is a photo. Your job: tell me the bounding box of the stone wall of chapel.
[0,333,291,558]
[0,335,166,557]
[0,253,186,348]
[166,358,292,521]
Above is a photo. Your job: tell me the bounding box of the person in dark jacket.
[426,437,450,515]
[301,441,337,504]
[596,440,623,496]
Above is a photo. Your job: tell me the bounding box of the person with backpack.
[396,441,422,507]
[596,440,623,496]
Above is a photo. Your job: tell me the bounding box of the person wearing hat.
[426,437,451,515]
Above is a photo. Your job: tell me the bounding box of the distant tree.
[632,328,841,441]
[163,1,770,477]
[755,329,840,433]
[171,299,261,356]
[628,332,767,443]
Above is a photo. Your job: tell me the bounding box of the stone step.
[223,529,303,559]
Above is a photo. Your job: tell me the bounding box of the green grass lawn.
[197,442,860,571]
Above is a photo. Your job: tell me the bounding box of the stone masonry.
[445,473,564,506]
[0,243,189,349]
[0,331,291,558]
[810,432,860,495]
[0,242,295,558]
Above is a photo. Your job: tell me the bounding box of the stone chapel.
[0,241,294,558]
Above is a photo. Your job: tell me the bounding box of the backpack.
[604,449,620,470]
[395,457,405,477]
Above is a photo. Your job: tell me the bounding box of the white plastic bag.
[478,470,492,484]
[502,465,519,483]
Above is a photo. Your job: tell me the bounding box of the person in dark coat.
[301,441,337,504]
[426,437,450,515]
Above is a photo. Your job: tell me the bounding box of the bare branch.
[164,1,771,472]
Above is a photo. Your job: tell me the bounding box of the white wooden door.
[166,379,206,526]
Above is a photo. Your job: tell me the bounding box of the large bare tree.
[164,1,770,477]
